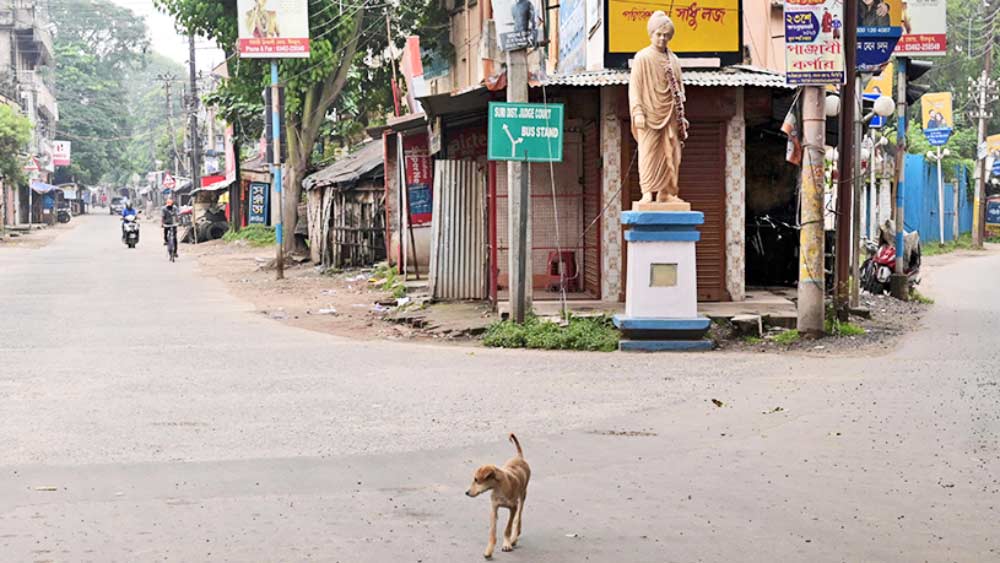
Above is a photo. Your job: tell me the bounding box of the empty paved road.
[1,215,998,562]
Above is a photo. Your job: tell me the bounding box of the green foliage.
[50,0,152,184]
[826,317,866,337]
[923,232,974,256]
[910,289,935,305]
[483,316,620,352]
[772,329,801,345]
[0,104,31,183]
[371,263,406,298]
[906,121,976,183]
[743,336,764,345]
[222,225,275,246]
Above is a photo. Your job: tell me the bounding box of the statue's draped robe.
[629,46,685,198]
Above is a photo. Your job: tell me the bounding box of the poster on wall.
[988,134,1000,177]
[921,92,953,147]
[784,0,845,85]
[248,182,269,225]
[605,0,741,67]
[856,0,903,71]
[403,134,433,225]
[237,0,310,59]
[559,0,586,74]
[52,141,71,167]
[896,0,947,56]
[492,0,544,52]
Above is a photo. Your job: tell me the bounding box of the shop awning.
[30,181,60,194]
[540,65,795,90]
[191,177,234,195]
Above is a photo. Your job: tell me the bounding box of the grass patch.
[370,263,407,299]
[922,233,973,256]
[772,329,801,345]
[743,336,764,345]
[222,225,276,247]
[482,315,620,352]
[825,312,866,337]
[910,289,934,304]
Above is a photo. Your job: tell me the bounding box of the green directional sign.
[487,102,564,163]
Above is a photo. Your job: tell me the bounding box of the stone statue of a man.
[629,11,689,210]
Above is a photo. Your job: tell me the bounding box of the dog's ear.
[475,465,496,482]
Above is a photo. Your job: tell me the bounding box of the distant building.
[0,0,59,226]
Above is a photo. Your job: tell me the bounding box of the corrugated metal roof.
[303,140,384,191]
[541,65,794,90]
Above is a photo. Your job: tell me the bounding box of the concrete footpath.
[0,216,997,562]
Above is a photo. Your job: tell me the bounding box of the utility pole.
[973,35,995,249]
[798,87,826,336]
[850,74,863,309]
[891,58,910,300]
[270,63,285,280]
[157,73,181,178]
[188,32,201,245]
[836,0,857,314]
[507,48,531,323]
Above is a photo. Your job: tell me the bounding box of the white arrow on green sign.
[487,102,564,163]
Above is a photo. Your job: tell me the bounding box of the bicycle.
[165,225,178,262]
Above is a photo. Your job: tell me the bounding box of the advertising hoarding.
[237,0,310,59]
[605,0,741,67]
[921,92,953,147]
[784,0,845,85]
[896,0,947,56]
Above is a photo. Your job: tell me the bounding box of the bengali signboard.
[896,0,947,56]
[237,0,310,59]
[492,0,544,51]
[857,0,903,71]
[921,92,953,147]
[784,0,845,85]
[403,133,433,225]
[605,0,741,67]
[487,102,564,163]
[248,182,269,225]
[52,140,71,167]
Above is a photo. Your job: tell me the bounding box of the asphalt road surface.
[1,215,998,562]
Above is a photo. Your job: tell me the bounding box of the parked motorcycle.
[861,220,920,295]
[56,208,72,223]
[122,213,140,249]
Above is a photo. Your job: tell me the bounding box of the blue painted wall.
[902,154,973,242]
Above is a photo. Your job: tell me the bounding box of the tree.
[0,104,32,183]
[153,0,448,253]
[50,0,151,184]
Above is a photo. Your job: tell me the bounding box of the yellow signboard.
[864,62,893,96]
[607,0,740,54]
[921,92,953,129]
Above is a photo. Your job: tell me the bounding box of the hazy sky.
[107,0,225,73]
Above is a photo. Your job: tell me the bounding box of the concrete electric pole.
[798,87,826,336]
[507,49,531,323]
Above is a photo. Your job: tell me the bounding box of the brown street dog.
[465,434,531,558]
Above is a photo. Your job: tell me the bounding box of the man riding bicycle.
[162,198,179,250]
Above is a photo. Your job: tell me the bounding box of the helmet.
[165,198,174,206]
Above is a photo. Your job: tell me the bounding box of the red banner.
[403,134,433,225]
[238,38,310,58]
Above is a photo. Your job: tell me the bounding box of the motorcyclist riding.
[162,198,179,248]
[120,199,137,241]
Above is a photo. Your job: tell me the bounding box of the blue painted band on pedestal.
[613,316,710,331]
[619,340,714,352]
[624,230,701,242]
[621,211,705,227]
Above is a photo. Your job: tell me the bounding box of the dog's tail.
[509,433,523,457]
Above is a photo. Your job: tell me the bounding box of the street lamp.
[825,94,841,118]
[927,147,952,244]
[866,134,890,239]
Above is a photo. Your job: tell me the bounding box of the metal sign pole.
[271,61,284,280]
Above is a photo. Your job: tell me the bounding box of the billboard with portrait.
[605,0,742,67]
[237,0,310,59]
[921,92,953,147]
[493,0,545,52]
[857,0,903,71]
[784,0,845,85]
